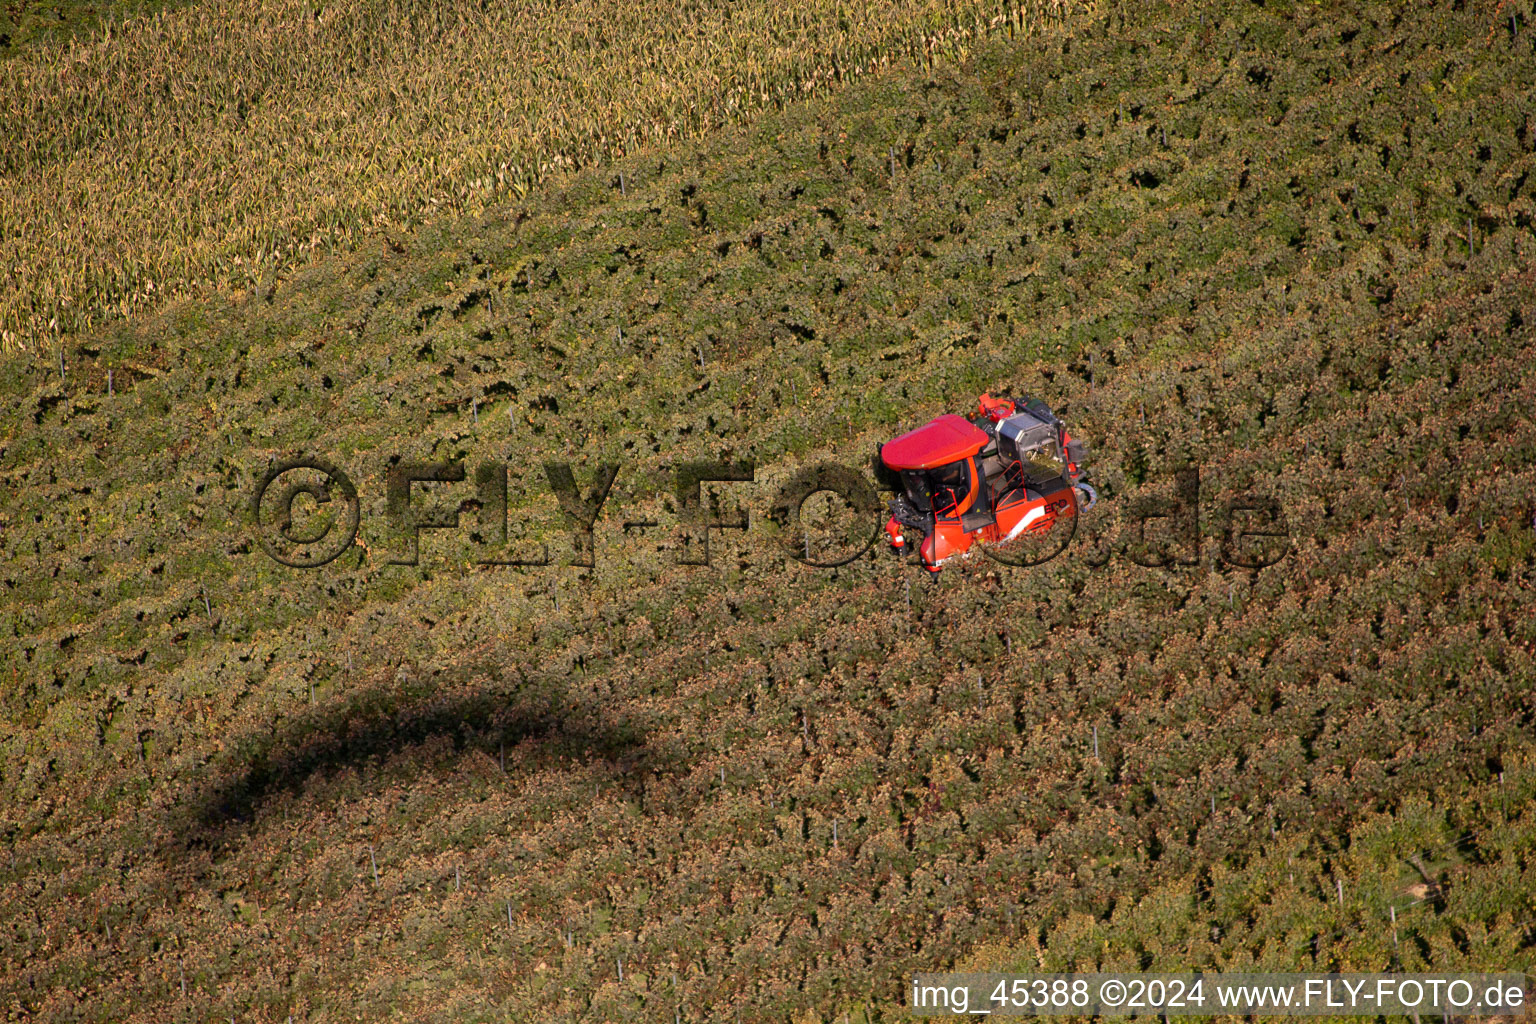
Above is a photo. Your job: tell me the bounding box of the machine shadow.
[165,672,653,859]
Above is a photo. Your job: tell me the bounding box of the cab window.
[901,470,931,512]
[903,461,972,514]
[926,461,972,514]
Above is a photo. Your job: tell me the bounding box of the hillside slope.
[3,0,1536,1021]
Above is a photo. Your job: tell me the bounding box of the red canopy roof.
[880,414,988,470]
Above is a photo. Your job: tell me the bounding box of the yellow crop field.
[0,0,1087,353]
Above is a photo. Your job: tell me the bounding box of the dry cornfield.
[0,0,1089,353]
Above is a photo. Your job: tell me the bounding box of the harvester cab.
[878,394,1095,572]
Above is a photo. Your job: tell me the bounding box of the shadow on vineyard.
[174,672,653,857]
[2,0,1535,1020]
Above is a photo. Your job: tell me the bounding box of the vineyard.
[3,0,1536,1021]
